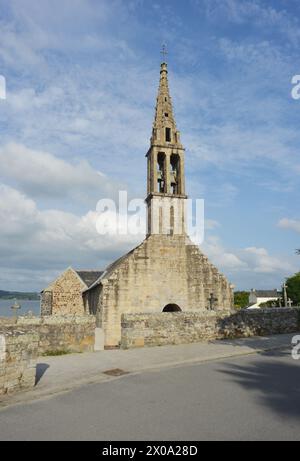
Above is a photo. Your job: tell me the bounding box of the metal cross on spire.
[160,44,168,62]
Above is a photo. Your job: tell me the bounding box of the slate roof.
[76,270,104,288]
[254,290,281,298]
[83,241,146,293]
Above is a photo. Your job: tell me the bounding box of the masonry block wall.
[41,268,86,316]
[121,308,300,349]
[0,315,96,355]
[0,328,38,395]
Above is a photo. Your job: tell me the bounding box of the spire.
[151,60,182,148]
[146,55,186,236]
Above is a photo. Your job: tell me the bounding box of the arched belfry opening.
[170,153,180,194]
[163,304,181,312]
[157,152,166,193]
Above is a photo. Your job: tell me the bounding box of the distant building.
[40,267,103,316]
[248,289,281,309]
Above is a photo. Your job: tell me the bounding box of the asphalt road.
[1,348,300,441]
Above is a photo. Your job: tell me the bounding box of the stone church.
[82,61,234,347]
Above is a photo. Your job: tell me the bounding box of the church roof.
[76,270,104,288]
[83,242,146,292]
[252,289,280,298]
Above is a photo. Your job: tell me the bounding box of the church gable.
[86,235,233,347]
[41,268,91,316]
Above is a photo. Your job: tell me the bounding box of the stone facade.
[41,268,86,316]
[85,235,233,347]
[84,61,234,348]
[121,308,300,349]
[0,328,38,395]
[0,315,96,355]
[41,267,101,316]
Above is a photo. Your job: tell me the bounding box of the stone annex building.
[41,61,234,347]
[41,268,103,316]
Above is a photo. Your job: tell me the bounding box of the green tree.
[286,272,300,306]
[234,291,250,309]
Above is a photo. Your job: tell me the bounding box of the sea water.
[0,300,40,317]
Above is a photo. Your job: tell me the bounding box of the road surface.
[0,348,300,441]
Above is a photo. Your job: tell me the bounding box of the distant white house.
[248,289,282,309]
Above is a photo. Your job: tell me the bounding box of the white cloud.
[0,0,118,70]
[0,143,121,202]
[243,246,294,273]
[0,0,299,293]
[278,218,300,234]
[202,236,296,288]
[203,236,247,269]
[203,0,300,44]
[0,184,143,289]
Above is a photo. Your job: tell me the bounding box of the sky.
[0,0,299,292]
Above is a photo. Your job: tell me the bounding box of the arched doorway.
[163,304,181,312]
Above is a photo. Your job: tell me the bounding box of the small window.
[166,127,171,142]
[164,113,168,117]
[165,97,167,102]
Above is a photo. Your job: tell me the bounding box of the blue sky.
[0,0,299,291]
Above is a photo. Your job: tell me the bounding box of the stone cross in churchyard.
[208,293,218,310]
[283,283,288,308]
[287,298,293,308]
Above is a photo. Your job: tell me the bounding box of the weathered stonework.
[41,268,87,316]
[85,235,233,347]
[0,315,96,355]
[83,61,234,348]
[41,268,103,317]
[121,308,300,349]
[0,328,38,395]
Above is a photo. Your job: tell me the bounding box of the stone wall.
[41,267,86,316]
[0,328,38,395]
[121,308,300,348]
[0,315,96,355]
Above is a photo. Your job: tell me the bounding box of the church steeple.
[151,62,182,149]
[146,58,187,237]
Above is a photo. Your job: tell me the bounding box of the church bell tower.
[83,51,234,347]
[146,60,187,237]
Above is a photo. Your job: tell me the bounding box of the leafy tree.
[234,291,250,309]
[286,272,300,306]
